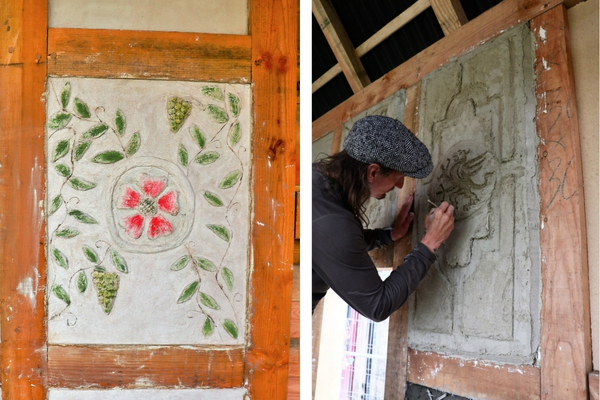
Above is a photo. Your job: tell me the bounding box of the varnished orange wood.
[0,0,48,398]
[531,5,591,398]
[245,0,298,398]
[47,28,252,82]
[47,346,244,388]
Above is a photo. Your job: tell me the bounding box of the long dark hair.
[315,150,394,225]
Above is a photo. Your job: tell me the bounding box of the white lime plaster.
[48,388,247,399]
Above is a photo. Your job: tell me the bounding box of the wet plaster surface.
[408,25,541,364]
[312,131,334,162]
[48,388,247,400]
[405,383,470,400]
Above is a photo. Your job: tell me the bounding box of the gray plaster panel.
[48,388,247,399]
[312,131,334,162]
[408,25,541,364]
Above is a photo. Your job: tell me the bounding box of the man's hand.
[391,193,414,241]
[421,201,455,253]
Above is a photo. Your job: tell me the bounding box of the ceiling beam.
[430,0,468,36]
[313,0,371,93]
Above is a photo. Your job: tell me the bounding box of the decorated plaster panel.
[46,78,251,345]
[48,388,247,399]
[408,25,541,364]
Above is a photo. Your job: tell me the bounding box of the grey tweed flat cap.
[344,115,433,179]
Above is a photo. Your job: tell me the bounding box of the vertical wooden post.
[0,0,48,399]
[330,125,343,155]
[531,5,591,399]
[246,0,298,398]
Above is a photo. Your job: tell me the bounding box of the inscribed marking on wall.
[408,25,541,364]
[46,78,251,345]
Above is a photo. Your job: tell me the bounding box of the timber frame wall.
[0,0,297,399]
[312,1,592,399]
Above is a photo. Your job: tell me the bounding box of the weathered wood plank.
[407,349,541,399]
[330,125,343,154]
[290,301,300,339]
[47,28,252,82]
[590,371,599,400]
[531,5,592,399]
[292,264,300,302]
[429,0,468,36]
[47,346,244,388]
[0,0,48,398]
[245,0,298,398]
[288,338,300,378]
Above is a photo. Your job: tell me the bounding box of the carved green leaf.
[228,122,241,147]
[81,124,109,139]
[92,151,125,164]
[219,170,241,189]
[55,227,80,238]
[207,104,228,124]
[68,177,96,191]
[91,271,119,314]
[199,292,220,310]
[178,144,188,166]
[74,141,92,161]
[126,132,141,157]
[55,163,71,177]
[195,257,217,272]
[202,317,214,337]
[60,82,71,109]
[202,86,224,101]
[203,191,223,207]
[48,112,72,130]
[167,97,191,133]
[228,93,240,118]
[170,255,190,271]
[52,285,71,305]
[77,271,87,293]
[177,281,199,304]
[194,151,220,165]
[82,245,99,263]
[206,224,230,242]
[222,319,238,339]
[190,125,206,149]
[110,249,128,273]
[68,209,98,224]
[221,267,234,291]
[52,247,69,269]
[115,109,126,136]
[49,195,62,216]
[73,97,91,118]
[52,139,70,162]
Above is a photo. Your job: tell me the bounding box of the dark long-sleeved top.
[312,165,436,322]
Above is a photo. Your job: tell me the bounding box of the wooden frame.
[1,0,297,398]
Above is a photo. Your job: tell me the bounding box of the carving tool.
[427,199,439,208]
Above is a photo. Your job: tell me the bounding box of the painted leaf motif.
[170,255,190,271]
[203,191,223,207]
[52,247,69,269]
[55,227,80,238]
[228,122,241,147]
[92,151,125,164]
[221,267,234,291]
[68,209,98,224]
[194,151,220,165]
[223,319,238,339]
[83,245,99,263]
[60,82,71,109]
[202,317,214,337]
[228,93,240,118]
[195,257,217,272]
[219,170,241,189]
[202,86,224,101]
[206,224,230,242]
[94,266,106,273]
[126,132,141,157]
[73,97,91,118]
[110,249,128,273]
[207,104,228,124]
[199,292,220,310]
[74,141,92,161]
[115,109,126,136]
[48,112,72,130]
[77,271,87,293]
[52,139,70,162]
[178,144,188,166]
[52,285,71,305]
[190,125,206,149]
[82,124,109,139]
[177,281,199,304]
[55,163,71,177]
[49,195,62,215]
[68,177,96,191]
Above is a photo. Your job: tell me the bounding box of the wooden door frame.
[0,0,297,398]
